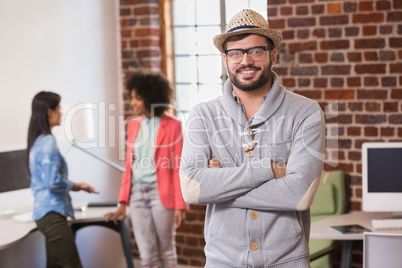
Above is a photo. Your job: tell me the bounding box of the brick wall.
[269,0,402,214]
[118,0,402,267]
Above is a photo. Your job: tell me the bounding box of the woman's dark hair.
[26,91,61,177]
[126,72,172,117]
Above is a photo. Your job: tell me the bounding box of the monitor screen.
[0,149,30,193]
[362,142,402,213]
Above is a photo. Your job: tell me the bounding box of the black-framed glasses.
[225,46,271,64]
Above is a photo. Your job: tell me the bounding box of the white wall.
[0,1,128,266]
[0,0,124,202]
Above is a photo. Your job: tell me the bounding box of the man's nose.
[240,52,254,65]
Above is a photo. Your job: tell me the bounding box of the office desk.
[310,211,394,268]
[0,206,134,268]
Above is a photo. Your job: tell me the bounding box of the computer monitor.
[362,142,402,217]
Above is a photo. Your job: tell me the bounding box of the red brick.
[358,90,387,99]
[364,77,379,86]
[312,4,325,14]
[314,52,328,63]
[380,51,396,61]
[296,6,308,15]
[389,115,402,124]
[320,15,349,25]
[391,89,402,99]
[320,40,349,50]
[312,28,326,38]
[347,77,361,87]
[134,6,159,16]
[297,29,310,39]
[348,102,363,111]
[120,8,131,16]
[387,12,402,22]
[294,90,322,99]
[283,78,295,87]
[355,64,386,74]
[349,151,361,161]
[322,65,351,75]
[270,19,286,29]
[355,38,385,49]
[288,17,316,27]
[314,78,327,88]
[362,25,377,36]
[390,38,402,48]
[390,63,402,73]
[353,13,385,23]
[268,7,278,16]
[328,3,342,14]
[359,1,374,11]
[134,28,159,37]
[288,41,317,52]
[348,127,361,136]
[399,128,402,137]
[355,114,386,124]
[381,127,395,136]
[347,52,362,62]
[325,89,355,100]
[384,102,399,112]
[280,6,293,15]
[365,102,381,111]
[363,51,379,61]
[365,127,378,136]
[282,30,295,40]
[376,1,391,10]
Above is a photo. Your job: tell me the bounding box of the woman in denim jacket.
[27,91,98,268]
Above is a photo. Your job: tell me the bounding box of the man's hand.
[208,158,222,168]
[271,162,286,178]
[104,202,126,225]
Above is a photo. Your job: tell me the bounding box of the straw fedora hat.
[213,9,283,53]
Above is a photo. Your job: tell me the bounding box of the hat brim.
[213,28,283,54]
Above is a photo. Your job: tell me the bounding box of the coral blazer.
[118,113,188,210]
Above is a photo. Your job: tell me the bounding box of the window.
[172,0,267,120]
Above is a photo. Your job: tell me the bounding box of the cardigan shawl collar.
[222,71,285,127]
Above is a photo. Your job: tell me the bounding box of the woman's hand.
[174,209,183,229]
[72,182,99,193]
[104,202,127,225]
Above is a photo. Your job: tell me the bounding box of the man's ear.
[270,49,277,67]
[223,54,228,70]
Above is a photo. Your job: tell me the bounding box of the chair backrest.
[310,170,347,221]
[364,232,402,268]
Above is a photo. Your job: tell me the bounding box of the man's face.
[223,34,276,92]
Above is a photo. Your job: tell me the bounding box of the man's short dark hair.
[126,72,172,117]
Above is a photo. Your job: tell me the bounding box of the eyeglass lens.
[226,47,269,63]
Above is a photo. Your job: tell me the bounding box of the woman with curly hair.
[106,72,187,268]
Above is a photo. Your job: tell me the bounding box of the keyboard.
[372,218,402,230]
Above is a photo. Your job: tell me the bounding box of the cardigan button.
[250,242,259,250]
[251,211,259,219]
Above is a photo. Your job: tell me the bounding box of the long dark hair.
[26,91,61,177]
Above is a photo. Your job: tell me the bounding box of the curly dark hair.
[126,72,172,117]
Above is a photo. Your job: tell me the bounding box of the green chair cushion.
[311,182,336,216]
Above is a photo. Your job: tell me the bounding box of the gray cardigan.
[180,72,325,267]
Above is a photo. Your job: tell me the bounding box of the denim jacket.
[29,134,74,221]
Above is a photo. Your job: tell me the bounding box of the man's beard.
[228,61,272,92]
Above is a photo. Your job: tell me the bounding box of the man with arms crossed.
[180,9,325,267]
